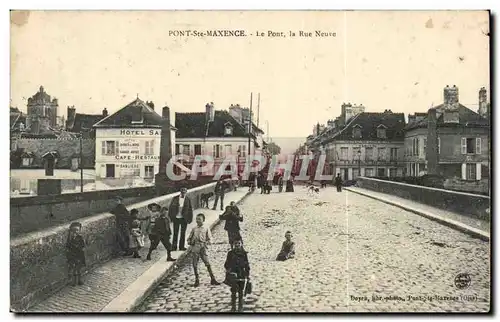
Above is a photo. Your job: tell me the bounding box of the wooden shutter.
[476,163,481,181]
[437,138,440,155]
[476,138,482,154]
[101,141,106,155]
[461,163,467,180]
[461,138,467,154]
[115,141,119,155]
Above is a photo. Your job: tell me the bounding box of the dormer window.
[377,124,387,139]
[352,124,362,139]
[224,122,233,136]
[131,106,144,124]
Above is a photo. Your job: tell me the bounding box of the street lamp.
[357,150,361,178]
[80,131,84,192]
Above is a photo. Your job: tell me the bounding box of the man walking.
[334,173,343,192]
[212,178,228,211]
[169,187,194,251]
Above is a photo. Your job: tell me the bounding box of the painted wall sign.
[119,129,161,136]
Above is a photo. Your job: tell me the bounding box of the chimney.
[478,87,488,117]
[102,108,108,117]
[427,108,439,175]
[206,102,214,122]
[443,85,459,110]
[66,106,76,130]
[158,106,171,175]
[146,101,155,110]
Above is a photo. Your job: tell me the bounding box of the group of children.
[64,195,297,312]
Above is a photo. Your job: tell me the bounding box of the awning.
[41,151,59,159]
[20,151,35,158]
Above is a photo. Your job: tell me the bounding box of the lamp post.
[80,131,84,192]
[357,150,361,178]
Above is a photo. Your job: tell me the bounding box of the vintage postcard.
[10,10,491,314]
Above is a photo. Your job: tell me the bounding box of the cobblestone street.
[139,187,490,313]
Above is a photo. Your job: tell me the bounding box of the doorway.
[106,164,115,178]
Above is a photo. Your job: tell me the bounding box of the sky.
[10,10,490,153]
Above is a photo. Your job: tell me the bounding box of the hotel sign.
[120,129,161,136]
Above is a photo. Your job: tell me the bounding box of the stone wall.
[356,177,490,220]
[12,138,95,169]
[10,182,219,312]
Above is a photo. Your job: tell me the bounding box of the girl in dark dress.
[66,222,86,286]
[219,202,243,249]
[224,239,250,312]
[276,231,296,261]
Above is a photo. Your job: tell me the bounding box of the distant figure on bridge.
[169,187,193,251]
[285,177,295,192]
[320,180,327,188]
[66,222,86,286]
[224,238,251,312]
[334,173,343,192]
[219,201,243,249]
[276,231,296,261]
[187,213,220,287]
[213,178,228,211]
[110,196,132,256]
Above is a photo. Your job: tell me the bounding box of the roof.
[70,113,104,132]
[175,110,254,139]
[405,104,490,131]
[322,111,406,144]
[93,98,175,129]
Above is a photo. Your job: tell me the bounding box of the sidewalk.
[29,188,251,313]
[345,186,490,241]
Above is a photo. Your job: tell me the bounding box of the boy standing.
[187,213,221,287]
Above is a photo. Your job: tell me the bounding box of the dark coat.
[334,176,343,186]
[225,248,250,279]
[66,234,86,267]
[215,181,228,195]
[219,206,243,232]
[151,215,172,237]
[111,204,131,230]
[168,195,194,223]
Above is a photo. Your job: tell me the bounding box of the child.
[219,201,243,249]
[187,213,220,287]
[224,238,250,312]
[66,222,86,286]
[129,219,143,258]
[146,207,176,262]
[276,231,296,261]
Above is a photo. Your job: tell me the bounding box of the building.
[321,109,406,181]
[26,86,59,134]
[93,98,176,181]
[66,105,107,138]
[404,85,490,181]
[10,107,27,134]
[175,102,265,177]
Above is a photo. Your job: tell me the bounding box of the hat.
[147,203,162,211]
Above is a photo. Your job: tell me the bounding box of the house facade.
[175,102,265,177]
[404,85,490,182]
[93,98,175,181]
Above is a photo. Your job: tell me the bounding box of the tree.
[266,141,281,155]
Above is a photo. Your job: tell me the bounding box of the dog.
[200,192,214,208]
[307,185,319,195]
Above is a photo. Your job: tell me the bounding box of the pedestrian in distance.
[276,231,296,261]
[219,201,243,249]
[212,178,228,211]
[169,187,194,251]
[146,205,176,262]
[66,222,86,286]
[334,173,343,192]
[110,196,133,256]
[224,238,251,312]
[187,213,221,287]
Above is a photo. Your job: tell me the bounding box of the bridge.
[11,177,490,313]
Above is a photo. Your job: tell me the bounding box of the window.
[182,144,190,156]
[145,140,154,155]
[352,126,362,139]
[466,163,477,181]
[377,147,386,161]
[224,125,233,135]
[238,145,246,157]
[462,137,482,154]
[194,144,202,156]
[365,168,374,177]
[22,158,32,166]
[352,147,361,161]
[412,137,420,156]
[438,137,441,154]
[365,147,374,161]
[378,168,386,177]
[377,125,387,139]
[390,148,398,161]
[101,141,118,156]
[352,168,360,179]
[423,139,427,156]
[389,168,397,177]
[175,144,180,155]
[144,165,154,179]
[213,144,221,158]
[340,147,348,161]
